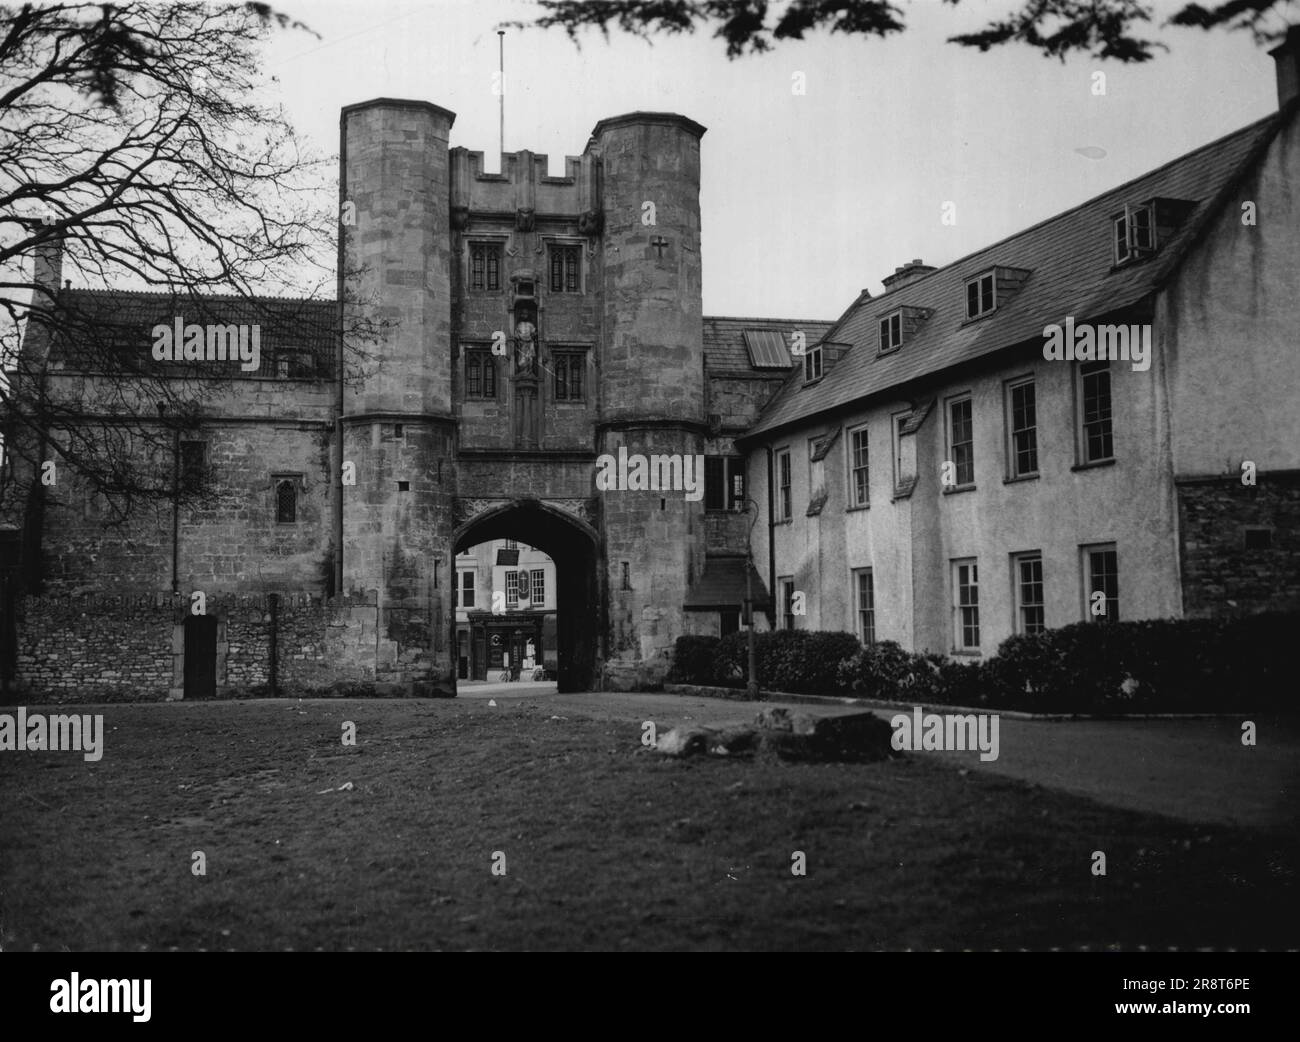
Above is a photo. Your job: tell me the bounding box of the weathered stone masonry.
[15,593,388,700]
[5,99,816,698]
[1177,473,1300,616]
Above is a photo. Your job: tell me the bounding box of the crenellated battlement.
[449,146,597,222]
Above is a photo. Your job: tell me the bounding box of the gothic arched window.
[275,478,297,524]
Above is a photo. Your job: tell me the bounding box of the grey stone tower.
[339,99,458,691]
[588,113,708,687]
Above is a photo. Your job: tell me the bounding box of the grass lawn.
[1,699,1294,951]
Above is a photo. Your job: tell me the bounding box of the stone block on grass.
[656,726,720,757]
[758,711,895,763]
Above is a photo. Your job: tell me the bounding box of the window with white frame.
[848,424,869,507]
[853,568,875,645]
[947,395,975,487]
[459,569,476,609]
[531,568,545,606]
[952,558,980,651]
[964,271,996,319]
[879,311,902,354]
[892,412,908,490]
[1113,203,1155,265]
[775,449,792,521]
[1078,361,1114,463]
[505,569,519,606]
[1006,376,1039,478]
[803,343,823,383]
[779,577,796,630]
[1083,543,1119,622]
[1012,552,1044,635]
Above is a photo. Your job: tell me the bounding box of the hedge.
[667,611,1298,713]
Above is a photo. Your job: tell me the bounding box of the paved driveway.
[465,687,1299,831]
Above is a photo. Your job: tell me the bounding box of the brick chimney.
[1270,25,1300,109]
[881,258,936,294]
[28,221,63,305]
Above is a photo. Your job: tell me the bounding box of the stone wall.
[1177,473,1300,616]
[9,591,389,701]
[31,418,334,595]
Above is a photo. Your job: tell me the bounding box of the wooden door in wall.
[183,614,218,699]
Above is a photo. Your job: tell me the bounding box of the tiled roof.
[745,108,1292,440]
[703,315,835,372]
[43,288,337,379]
[684,555,772,609]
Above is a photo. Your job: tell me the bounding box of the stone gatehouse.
[2,100,828,697]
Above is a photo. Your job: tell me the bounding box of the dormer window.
[879,311,903,353]
[965,272,996,320]
[877,306,933,353]
[1114,203,1156,265]
[803,343,823,382]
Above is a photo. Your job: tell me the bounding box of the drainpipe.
[162,403,178,594]
[765,445,776,628]
[334,116,347,597]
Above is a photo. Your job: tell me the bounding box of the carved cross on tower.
[650,235,670,259]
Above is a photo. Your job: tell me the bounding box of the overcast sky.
[257,0,1287,320]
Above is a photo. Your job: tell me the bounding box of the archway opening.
[453,502,601,694]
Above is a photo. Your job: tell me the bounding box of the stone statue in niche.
[513,319,538,375]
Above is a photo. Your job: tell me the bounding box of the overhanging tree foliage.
[515,0,1295,62]
[0,2,381,544]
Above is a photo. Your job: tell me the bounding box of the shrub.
[714,629,862,694]
[666,635,722,685]
[670,612,1299,713]
[837,641,938,700]
[986,612,1299,712]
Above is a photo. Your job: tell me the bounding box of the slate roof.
[684,555,772,610]
[703,315,835,372]
[42,288,337,379]
[745,107,1293,440]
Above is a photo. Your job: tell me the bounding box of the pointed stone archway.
[453,499,603,693]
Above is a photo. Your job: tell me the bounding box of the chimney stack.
[881,258,936,294]
[28,222,63,305]
[1270,25,1300,109]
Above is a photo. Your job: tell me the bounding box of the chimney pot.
[881,258,937,294]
